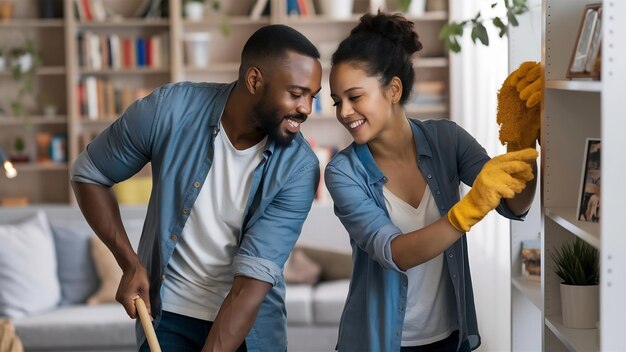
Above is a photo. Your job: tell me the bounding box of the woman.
[325,12,538,351]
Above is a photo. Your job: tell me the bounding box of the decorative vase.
[12,53,33,73]
[0,1,14,21]
[318,0,353,20]
[184,1,205,21]
[407,0,426,16]
[560,283,599,328]
[184,32,212,68]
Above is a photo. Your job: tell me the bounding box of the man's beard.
[252,101,306,147]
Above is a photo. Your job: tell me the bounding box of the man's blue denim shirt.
[324,119,526,352]
[71,81,320,352]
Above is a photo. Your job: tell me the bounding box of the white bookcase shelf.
[509,0,625,350]
[545,315,599,352]
[512,276,542,310]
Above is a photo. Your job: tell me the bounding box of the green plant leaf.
[507,9,519,27]
[471,23,489,46]
[493,17,507,37]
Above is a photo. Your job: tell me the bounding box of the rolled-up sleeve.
[71,87,162,185]
[234,160,319,285]
[325,162,404,272]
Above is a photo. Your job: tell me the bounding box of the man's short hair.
[240,25,320,76]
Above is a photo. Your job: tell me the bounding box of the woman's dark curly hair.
[332,12,423,105]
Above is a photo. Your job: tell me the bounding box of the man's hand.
[447,148,538,232]
[116,259,151,320]
[497,61,542,152]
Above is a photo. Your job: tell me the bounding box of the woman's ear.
[246,66,264,94]
[388,76,403,104]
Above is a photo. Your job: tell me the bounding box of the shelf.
[512,276,541,310]
[283,14,363,24]
[415,57,448,68]
[405,103,448,115]
[183,16,270,27]
[76,19,169,28]
[545,80,602,93]
[545,207,600,249]
[79,68,170,75]
[184,62,240,73]
[0,66,66,77]
[0,117,67,126]
[0,19,64,28]
[405,11,448,21]
[13,163,69,172]
[545,315,599,352]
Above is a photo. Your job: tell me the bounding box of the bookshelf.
[0,0,452,206]
[509,0,626,350]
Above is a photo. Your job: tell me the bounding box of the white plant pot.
[184,2,205,21]
[407,0,426,16]
[13,53,33,73]
[560,283,599,329]
[184,32,212,68]
[318,0,353,19]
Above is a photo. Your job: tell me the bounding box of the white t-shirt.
[383,186,458,346]
[162,124,267,321]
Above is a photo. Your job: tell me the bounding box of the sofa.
[0,205,351,352]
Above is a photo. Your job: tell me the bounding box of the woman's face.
[329,62,395,145]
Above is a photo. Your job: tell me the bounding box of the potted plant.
[10,136,29,163]
[551,238,599,328]
[9,40,41,117]
[184,0,206,21]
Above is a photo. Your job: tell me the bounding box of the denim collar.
[354,118,433,184]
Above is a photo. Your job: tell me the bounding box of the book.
[250,0,269,20]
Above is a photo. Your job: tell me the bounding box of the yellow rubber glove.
[447,148,538,233]
[497,61,542,152]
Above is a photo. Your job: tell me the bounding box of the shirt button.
[171,234,178,241]
[193,181,200,188]
[427,174,432,179]
[436,190,441,195]
[449,253,454,258]
[161,274,166,280]
[440,206,445,210]
[396,331,400,336]
[400,307,404,312]
[182,208,189,214]
[453,274,457,279]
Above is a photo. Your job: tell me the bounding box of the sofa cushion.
[88,236,123,304]
[299,246,353,281]
[285,284,314,325]
[13,303,135,349]
[284,248,322,285]
[0,211,61,318]
[51,224,99,305]
[313,279,350,325]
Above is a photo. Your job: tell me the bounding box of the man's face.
[252,51,322,146]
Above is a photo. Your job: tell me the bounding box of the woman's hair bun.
[354,12,423,55]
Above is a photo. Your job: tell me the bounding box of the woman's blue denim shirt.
[71,81,320,352]
[324,119,525,352]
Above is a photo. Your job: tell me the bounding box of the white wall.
[449,1,509,351]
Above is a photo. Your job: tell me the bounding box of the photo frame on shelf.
[577,138,601,223]
[567,3,602,80]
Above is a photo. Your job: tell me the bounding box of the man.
[71,25,322,352]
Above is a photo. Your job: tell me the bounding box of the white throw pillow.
[0,211,61,318]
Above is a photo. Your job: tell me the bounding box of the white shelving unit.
[510,0,626,350]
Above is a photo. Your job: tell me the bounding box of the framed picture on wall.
[567,3,602,79]
[577,138,601,223]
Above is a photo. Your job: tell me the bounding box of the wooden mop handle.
[135,297,161,352]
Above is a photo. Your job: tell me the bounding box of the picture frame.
[567,3,602,79]
[577,138,601,223]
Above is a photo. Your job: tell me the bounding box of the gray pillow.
[0,211,61,318]
[51,224,99,305]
